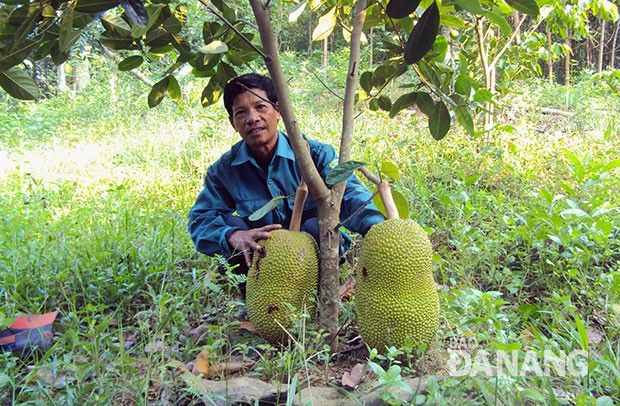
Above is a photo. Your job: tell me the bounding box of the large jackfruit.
[355,219,439,351]
[246,230,319,344]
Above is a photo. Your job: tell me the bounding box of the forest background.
[1,0,620,404]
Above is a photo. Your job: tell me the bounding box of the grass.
[1,54,619,404]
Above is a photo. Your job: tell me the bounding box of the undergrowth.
[1,61,619,404]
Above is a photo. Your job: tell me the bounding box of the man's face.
[229,88,280,153]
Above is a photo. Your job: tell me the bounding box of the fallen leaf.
[586,328,603,345]
[192,350,210,376]
[189,325,208,343]
[239,321,257,334]
[207,361,254,378]
[339,276,356,299]
[519,327,535,343]
[341,362,366,389]
[29,366,76,389]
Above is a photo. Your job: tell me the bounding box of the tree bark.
[564,32,571,86]
[547,29,553,83]
[598,19,606,74]
[611,21,619,70]
[249,0,366,350]
[322,37,328,67]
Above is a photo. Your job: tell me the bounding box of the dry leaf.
[192,350,211,376]
[586,328,603,345]
[341,363,366,389]
[339,276,356,299]
[239,321,257,334]
[519,327,535,343]
[207,361,254,378]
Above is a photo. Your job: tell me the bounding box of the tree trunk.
[598,19,606,74]
[612,21,619,70]
[514,12,521,44]
[322,37,328,67]
[564,31,571,86]
[57,63,68,94]
[547,29,553,83]
[250,0,366,350]
[369,27,374,68]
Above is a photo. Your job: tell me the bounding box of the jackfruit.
[246,230,319,344]
[355,219,439,352]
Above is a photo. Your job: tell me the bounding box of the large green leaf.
[312,6,336,41]
[0,67,40,100]
[428,100,450,140]
[148,76,169,108]
[0,39,39,71]
[389,92,418,118]
[167,75,181,102]
[385,0,421,19]
[373,187,409,219]
[482,11,511,36]
[325,160,367,185]
[505,0,539,17]
[453,0,483,14]
[75,0,120,13]
[101,12,132,36]
[59,9,83,54]
[381,161,400,180]
[454,105,474,136]
[404,1,440,65]
[118,55,143,71]
[288,0,307,23]
[360,71,373,95]
[130,3,165,39]
[120,0,148,27]
[415,92,435,115]
[200,40,228,54]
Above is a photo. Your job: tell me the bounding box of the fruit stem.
[290,178,308,231]
[359,167,399,220]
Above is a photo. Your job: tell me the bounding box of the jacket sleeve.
[311,142,385,236]
[188,166,242,257]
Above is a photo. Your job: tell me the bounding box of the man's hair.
[223,73,278,118]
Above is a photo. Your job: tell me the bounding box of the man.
[188,73,384,282]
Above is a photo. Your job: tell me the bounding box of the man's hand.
[228,224,282,267]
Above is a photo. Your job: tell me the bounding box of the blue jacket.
[188,131,385,257]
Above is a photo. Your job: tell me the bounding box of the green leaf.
[118,55,144,71]
[454,106,474,136]
[75,0,120,13]
[404,1,440,64]
[59,9,84,54]
[120,0,149,27]
[415,92,435,115]
[574,313,589,351]
[312,6,336,41]
[482,11,511,36]
[200,40,228,54]
[440,13,465,28]
[381,161,400,180]
[505,0,539,17]
[167,75,181,102]
[148,76,170,108]
[249,196,289,221]
[101,11,132,36]
[0,67,40,100]
[389,92,418,118]
[373,187,409,219]
[385,0,421,19]
[130,3,165,39]
[377,95,392,111]
[289,0,307,23]
[326,160,367,185]
[428,100,450,140]
[360,71,373,94]
[0,39,39,71]
[453,0,483,14]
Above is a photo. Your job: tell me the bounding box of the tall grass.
[1,56,619,403]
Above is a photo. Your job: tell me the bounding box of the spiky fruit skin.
[246,230,319,344]
[355,219,439,352]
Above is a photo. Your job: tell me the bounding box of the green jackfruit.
[246,230,319,344]
[355,219,439,352]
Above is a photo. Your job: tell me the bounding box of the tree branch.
[99,43,154,87]
[249,0,328,201]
